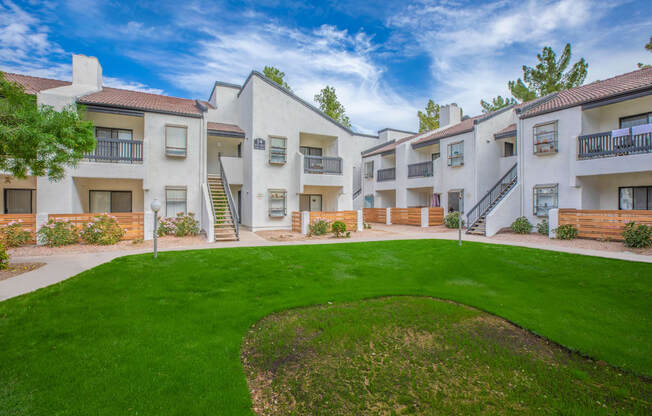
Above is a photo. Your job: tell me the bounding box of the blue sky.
[1,0,651,133]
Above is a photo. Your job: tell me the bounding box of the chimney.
[439,103,461,128]
[72,54,102,90]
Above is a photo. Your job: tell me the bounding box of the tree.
[508,43,588,102]
[637,35,652,69]
[263,66,292,91]
[417,99,439,132]
[314,86,351,128]
[480,95,517,113]
[0,72,96,181]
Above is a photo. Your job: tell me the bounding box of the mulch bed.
[0,262,46,282]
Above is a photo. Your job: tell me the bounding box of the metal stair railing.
[466,163,517,233]
[218,155,239,240]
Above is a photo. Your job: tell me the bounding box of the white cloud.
[102,77,164,94]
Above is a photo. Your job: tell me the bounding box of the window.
[96,127,133,140]
[364,161,374,178]
[432,152,440,161]
[620,113,652,129]
[364,194,374,208]
[269,137,287,164]
[166,125,187,157]
[504,142,515,157]
[237,143,242,158]
[619,186,652,210]
[268,189,287,217]
[4,189,34,214]
[533,184,558,217]
[299,194,322,211]
[447,141,464,167]
[533,122,558,154]
[166,187,187,216]
[299,146,323,156]
[89,191,132,213]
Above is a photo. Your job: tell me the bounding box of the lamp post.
[150,199,161,258]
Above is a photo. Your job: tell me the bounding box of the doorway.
[300,194,322,212]
[448,190,463,213]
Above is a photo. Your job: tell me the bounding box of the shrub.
[309,219,330,236]
[332,221,347,238]
[510,216,532,234]
[444,212,464,229]
[537,219,549,236]
[37,219,79,246]
[0,243,8,270]
[363,222,372,230]
[554,224,578,240]
[174,213,199,237]
[1,221,32,247]
[622,222,652,248]
[80,215,125,245]
[158,216,177,236]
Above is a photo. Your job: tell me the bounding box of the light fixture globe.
[150,199,162,213]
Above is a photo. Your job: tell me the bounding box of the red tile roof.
[363,132,420,157]
[78,87,203,117]
[207,122,245,135]
[2,72,71,94]
[410,115,483,147]
[520,67,652,118]
[494,123,517,139]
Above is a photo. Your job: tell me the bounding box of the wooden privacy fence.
[363,208,386,224]
[558,209,652,241]
[0,214,37,243]
[48,212,145,240]
[390,208,422,226]
[309,211,357,231]
[291,211,301,233]
[428,207,444,225]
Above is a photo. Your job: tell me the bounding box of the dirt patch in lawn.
[255,227,396,242]
[491,231,652,255]
[0,262,45,281]
[242,297,651,415]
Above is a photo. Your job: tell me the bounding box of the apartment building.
[2,54,382,240]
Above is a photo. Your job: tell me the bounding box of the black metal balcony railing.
[377,167,396,182]
[304,155,343,174]
[408,161,433,178]
[578,126,652,160]
[85,138,143,163]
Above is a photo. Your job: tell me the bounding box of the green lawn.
[0,240,650,415]
[244,297,650,415]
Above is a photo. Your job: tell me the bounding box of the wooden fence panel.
[428,207,444,226]
[390,208,409,225]
[363,208,386,224]
[558,209,652,241]
[48,212,144,240]
[407,208,422,226]
[291,211,301,233]
[309,211,357,231]
[0,214,37,243]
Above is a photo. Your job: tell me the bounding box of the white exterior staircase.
[207,175,238,241]
[466,163,518,236]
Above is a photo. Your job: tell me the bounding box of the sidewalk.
[2,230,650,302]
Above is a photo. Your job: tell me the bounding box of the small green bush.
[37,220,79,247]
[331,221,347,238]
[309,219,330,236]
[80,215,125,245]
[537,219,549,236]
[0,243,8,270]
[555,224,578,240]
[510,216,532,234]
[1,221,32,247]
[622,222,652,248]
[444,212,464,229]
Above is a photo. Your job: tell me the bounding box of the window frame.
[504,142,515,157]
[165,124,188,158]
[3,188,34,214]
[533,184,559,217]
[364,160,374,178]
[95,127,134,140]
[618,186,652,210]
[447,141,464,167]
[268,189,287,217]
[89,190,133,213]
[619,112,652,129]
[165,186,188,217]
[269,136,287,164]
[533,121,558,155]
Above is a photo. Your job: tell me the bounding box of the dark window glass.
[619,187,651,210]
[90,190,132,213]
[504,142,515,157]
[620,113,652,129]
[4,189,33,214]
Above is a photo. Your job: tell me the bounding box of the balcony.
[304,155,343,175]
[408,161,433,178]
[377,167,395,182]
[575,124,652,177]
[84,138,143,164]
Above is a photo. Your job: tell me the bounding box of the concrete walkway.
[2,230,650,302]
